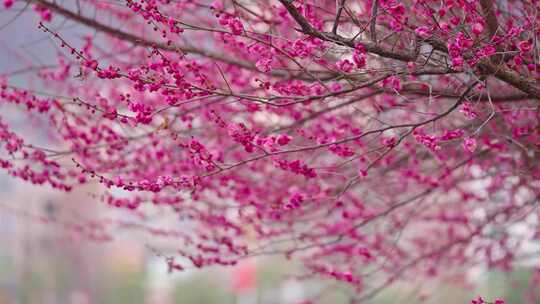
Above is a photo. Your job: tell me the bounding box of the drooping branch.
[29,0,253,68]
[479,0,500,38]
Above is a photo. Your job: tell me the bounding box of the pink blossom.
[255,57,273,73]
[276,134,292,146]
[383,76,402,91]
[337,59,354,73]
[229,18,244,35]
[471,23,484,35]
[463,137,477,153]
[460,102,478,119]
[452,56,464,68]
[352,53,366,69]
[518,40,532,53]
[415,26,432,38]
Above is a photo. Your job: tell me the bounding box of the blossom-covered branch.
[1,0,539,301]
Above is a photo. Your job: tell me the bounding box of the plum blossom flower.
[471,22,484,35]
[3,0,13,8]
[470,297,485,304]
[34,4,52,22]
[463,137,477,153]
[352,52,366,69]
[337,59,354,73]
[518,40,532,53]
[255,57,273,73]
[415,26,432,38]
[460,102,478,119]
[383,76,402,91]
[276,134,292,146]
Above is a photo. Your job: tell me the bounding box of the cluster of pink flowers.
[275,159,317,179]
[470,297,505,304]
[33,4,52,22]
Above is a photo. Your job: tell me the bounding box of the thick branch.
[331,0,346,34]
[479,0,499,38]
[278,0,540,99]
[277,0,415,61]
[370,0,379,42]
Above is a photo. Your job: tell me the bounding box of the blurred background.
[1,175,540,304]
[1,4,539,304]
